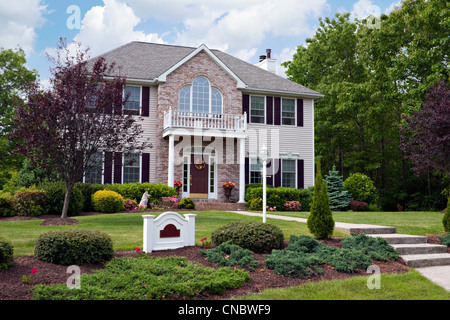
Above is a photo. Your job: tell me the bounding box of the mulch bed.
[0,217,411,300]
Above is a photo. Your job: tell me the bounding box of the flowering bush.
[123,199,138,211]
[284,200,301,211]
[223,181,236,189]
[267,206,277,212]
[160,196,179,208]
[349,200,368,211]
[138,204,147,210]
[174,180,182,188]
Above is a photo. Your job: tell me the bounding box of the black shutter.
[297,98,304,127]
[141,153,150,183]
[274,158,281,187]
[267,159,273,186]
[243,94,250,123]
[141,86,150,117]
[245,157,249,184]
[297,159,304,189]
[113,152,122,184]
[266,96,273,125]
[104,152,113,184]
[274,97,281,125]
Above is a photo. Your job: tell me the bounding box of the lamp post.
[261,144,268,223]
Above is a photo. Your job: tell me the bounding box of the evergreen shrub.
[200,241,259,271]
[39,182,84,216]
[91,190,125,213]
[12,187,48,217]
[0,237,14,271]
[0,191,15,217]
[34,229,114,265]
[344,173,378,204]
[212,221,284,253]
[178,197,195,209]
[246,186,313,211]
[325,166,352,211]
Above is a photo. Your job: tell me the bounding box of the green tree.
[0,48,38,188]
[325,166,352,211]
[307,161,334,239]
[443,196,450,233]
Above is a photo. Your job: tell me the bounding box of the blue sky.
[0,0,402,85]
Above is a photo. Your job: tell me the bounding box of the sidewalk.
[228,210,450,291]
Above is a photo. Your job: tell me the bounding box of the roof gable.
[157,44,246,89]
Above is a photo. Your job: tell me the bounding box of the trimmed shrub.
[307,162,334,239]
[39,182,84,216]
[123,199,138,211]
[284,200,301,211]
[0,237,14,271]
[349,200,368,211]
[160,196,179,208]
[34,229,114,265]
[178,197,195,209]
[105,182,177,203]
[11,187,48,217]
[248,197,262,210]
[344,173,378,204]
[443,195,450,233]
[200,241,259,271]
[212,221,284,253]
[246,186,313,211]
[92,189,125,213]
[0,191,15,217]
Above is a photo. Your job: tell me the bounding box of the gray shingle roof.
[88,41,322,97]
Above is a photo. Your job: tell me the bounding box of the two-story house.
[85,41,323,203]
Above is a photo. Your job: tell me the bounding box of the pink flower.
[31,268,37,274]
[269,207,273,211]
[266,206,269,209]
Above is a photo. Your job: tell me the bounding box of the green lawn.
[261,211,446,236]
[235,270,450,300]
[0,211,346,257]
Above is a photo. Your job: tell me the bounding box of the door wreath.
[194,158,206,170]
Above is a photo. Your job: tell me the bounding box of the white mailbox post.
[142,212,196,253]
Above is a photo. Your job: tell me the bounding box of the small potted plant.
[174,180,182,193]
[222,181,236,202]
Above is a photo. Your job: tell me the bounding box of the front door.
[190,154,209,198]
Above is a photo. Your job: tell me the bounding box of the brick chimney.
[256,49,276,74]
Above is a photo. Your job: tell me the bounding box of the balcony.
[163,108,247,138]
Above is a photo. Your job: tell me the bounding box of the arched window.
[178,77,222,114]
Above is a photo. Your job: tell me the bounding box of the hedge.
[246,185,313,211]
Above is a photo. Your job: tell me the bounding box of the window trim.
[249,95,266,124]
[249,156,263,184]
[281,97,297,127]
[281,158,297,188]
[178,77,223,115]
[123,85,142,114]
[122,152,142,184]
[83,152,104,185]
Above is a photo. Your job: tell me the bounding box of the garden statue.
[139,191,149,207]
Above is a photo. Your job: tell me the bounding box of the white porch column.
[238,137,246,203]
[168,134,174,187]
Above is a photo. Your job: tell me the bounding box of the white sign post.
[261,144,268,223]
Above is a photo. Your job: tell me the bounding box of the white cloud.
[350,0,376,20]
[0,0,47,53]
[49,0,165,60]
[274,47,297,78]
[172,0,327,62]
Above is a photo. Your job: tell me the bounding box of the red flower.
[356,232,361,235]
[201,237,207,242]
[31,268,37,274]
[135,248,141,251]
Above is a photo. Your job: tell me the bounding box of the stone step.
[392,243,448,255]
[400,253,450,268]
[368,233,428,244]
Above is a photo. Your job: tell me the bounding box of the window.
[85,152,103,184]
[123,153,140,183]
[124,86,141,112]
[178,77,222,114]
[183,156,189,192]
[250,96,265,123]
[209,156,215,193]
[282,159,296,188]
[282,98,296,125]
[250,157,263,184]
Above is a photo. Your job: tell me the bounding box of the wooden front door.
[190,154,209,198]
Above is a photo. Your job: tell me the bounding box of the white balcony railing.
[163,108,247,132]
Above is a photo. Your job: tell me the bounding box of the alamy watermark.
[67,265,81,289]
[366,264,381,289]
[66,5,81,30]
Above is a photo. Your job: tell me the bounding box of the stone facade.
[154,50,243,202]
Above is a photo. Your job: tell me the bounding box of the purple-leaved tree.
[400,80,450,177]
[12,39,150,218]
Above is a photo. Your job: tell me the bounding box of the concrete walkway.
[228,210,450,292]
